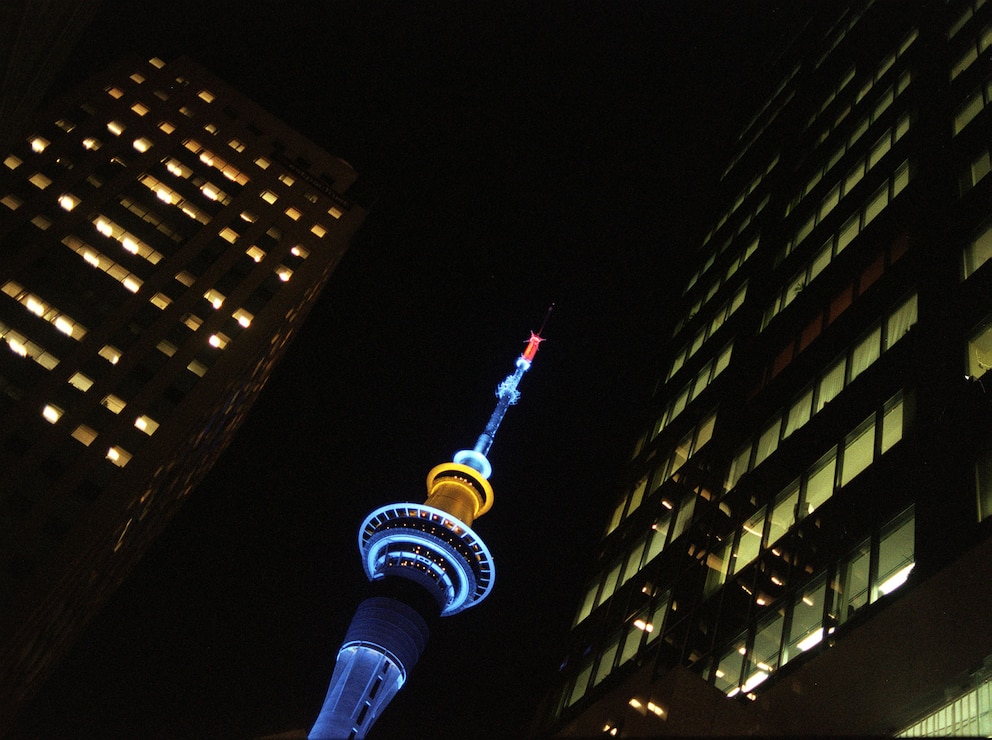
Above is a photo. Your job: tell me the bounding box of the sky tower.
[308,310,550,740]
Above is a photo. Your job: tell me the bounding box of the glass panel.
[817,356,846,412]
[810,241,832,282]
[965,224,992,279]
[574,581,600,625]
[594,633,621,686]
[754,416,782,467]
[841,415,876,487]
[803,447,837,516]
[766,481,799,547]
[691,360,711,399]
[621,537,648,585]
[863,182,889,226]
[567,658,593,705]
[713,342,733,377]
[783,576,826,665]
[646,591,670,644]
[596,559,622,607]
[968,319,992,378]
[713,637,746,696]
[669,493,696,543]
[850,326,882,381]
[877,509,915,597]
[705,539,734,596]
[976,446,992,521]
[886,294,918,348]
[736,508,766,573]
[727,443,752,491]
[628,475,649,513]
[646,518,669,563]
[748,611,784,688]
[620,612,647,666]
[695,411,717,452]
[880,393,904,454]
[837,539,871,625]
[672,429,693,473]
[783,387,814,438]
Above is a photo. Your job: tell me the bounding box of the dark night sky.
[11,2,812,738]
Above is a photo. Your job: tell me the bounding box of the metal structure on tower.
[308,309,551,740]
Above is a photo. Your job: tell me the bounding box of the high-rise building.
[537,2,992,736]
[0,55,366,729]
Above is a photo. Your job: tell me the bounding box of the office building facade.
[538,2,992,735]
[0,55,366,728]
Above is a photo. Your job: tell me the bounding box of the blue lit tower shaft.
[308,313,549,740]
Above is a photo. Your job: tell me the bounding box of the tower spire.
[454,304,552,479]
[308,312,548,740]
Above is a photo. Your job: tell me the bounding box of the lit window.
[1,194,23,210]
[187,359,207,377]
[285,206,301,220]
[158,121,176,134]
[290,245,310,258]
[183,314,202,331]
[105,86,124,99]
[130,72,145,84]
[156,339,177,357]
[328,206,343,219]
[71,425,97,446]
[59,194,79,211]
[29,172,52,189]
[233,308,253,328]
[278,173,295,186]
[106,446,132,467]
[208,333,229,349]
[246,246,266,262]
[198,89,215,103]
[240,210,258,223]
[276,266,292,282]
[82,137,101,150]
[203,123,218,135]
[149,57,165,68]
[101,394,127,414]
[175,270,195,287]
[4,154,22,169]
[254,157,270,169]
[840,416,875,487]
[98,345,121,364]
[803,447,837,516]
[30,136,50,152]
[204,289,225,308]
[228,138,245,152]
[133,137,153,153]
[68,372,93,391]
[149,293,171,309]
[310,223,327,237]
[201,183,219,200]
[107,121,125,136]
[218,226,237,243]
[260,190,277,204]
[134,415,159,435]
[131,102,149,116]
[179,106,193,117]
[42,404,63,423]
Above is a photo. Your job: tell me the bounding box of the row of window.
[764,159,911,331]
[732,295,916,492]
[954,74,992,135]
[697,152,779,264]
[576,482,700,628]
[609,410,717,538]
[650,342,733,442]
[785,103,911,262]
[675,235,757,339]
[951,16,992,81]
[711,390,906,603]
[668,282,748,381]
[705,505,914,699]
[720,60,799,183]
[759,237,909,391]
[950,0,989,40]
